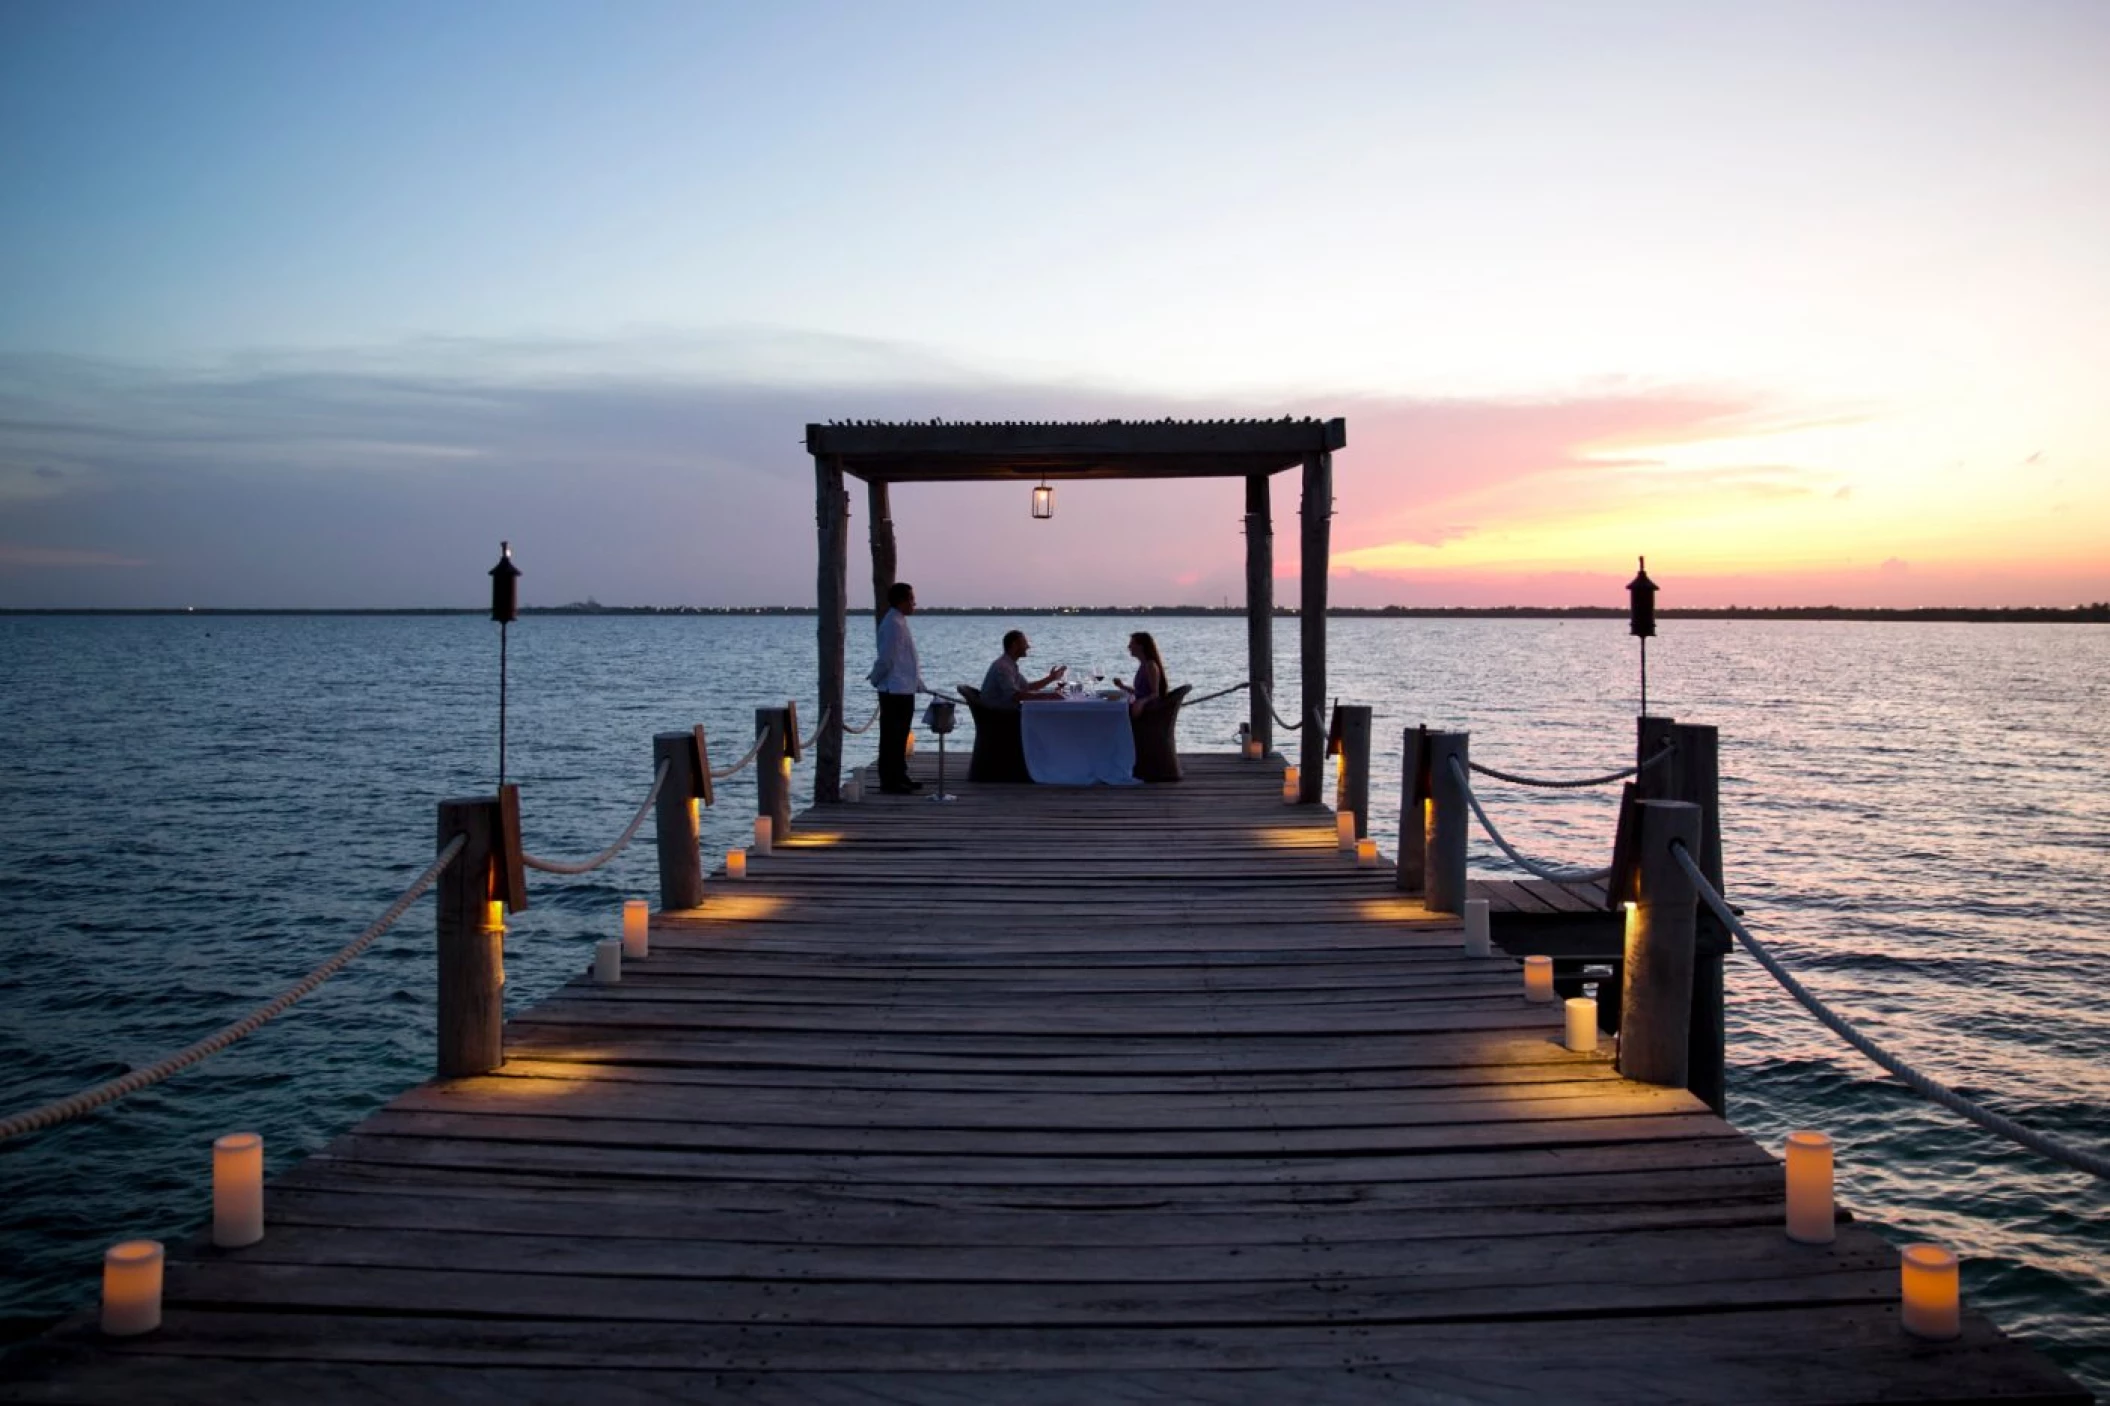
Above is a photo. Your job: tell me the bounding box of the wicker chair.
[1130,683,1190,783]
[957,684,1031,783]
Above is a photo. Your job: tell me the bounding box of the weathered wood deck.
[3,754,2086,1403]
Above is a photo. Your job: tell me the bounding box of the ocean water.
[2,613,2105,1389]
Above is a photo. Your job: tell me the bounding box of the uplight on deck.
[482,899,505,931]
[212,1132,265,1247]
[1900,1244,1961,1339]
[622,899,649,960]
[100,1241,162,1337]
[1784,1131,1835,1244]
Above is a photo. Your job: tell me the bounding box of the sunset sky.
[2,0,2105,609]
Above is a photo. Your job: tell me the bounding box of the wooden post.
[1424,730,1470,915]
[1634,715,1676,803]
[1331,704,1372,840]
[651,732,704,911]
[435,797,504,1078]
[1395,725,1429,894]
[867,479,895,623]
[1297,451,1331,802]
[1673,723,1727,1114]
[1244,473,1274,755]
[1619,799,1702,1089]
[755,708,791,842]
[815,456,848,803]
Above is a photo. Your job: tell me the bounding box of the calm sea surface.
[2,615,2105,1388]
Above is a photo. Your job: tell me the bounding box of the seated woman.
[1113,631,1168,718]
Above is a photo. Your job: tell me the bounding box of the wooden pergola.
[806,417,1348,802]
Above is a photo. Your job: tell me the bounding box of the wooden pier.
[2,753,2087,1403]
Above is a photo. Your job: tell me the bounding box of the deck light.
[1356,837,1378,866]
[1565,996,1599,1052]
[753,816,773,855]
[727,848,747,879]
[1281,765,1299,803]
[1031,479,1054,519]
[483,900,506,932]
[101,1241,163,1336]
[212,1133,265,1247]
[1464,898,1491,957]
[1784,1131,1835,1244]
[1900,1244,1961,1339]
[1336,811,1357,851]
[622,900,649,960]
[594,940,622,984]
[1523,954,1555,1003]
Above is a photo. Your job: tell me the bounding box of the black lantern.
[490,541,522,623]
[1031,479,1054,519]
[1626,556,1657,638]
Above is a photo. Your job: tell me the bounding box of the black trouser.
[877,692,917,788]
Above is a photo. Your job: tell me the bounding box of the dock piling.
[1329,704,1373,841]
[1619,798,1702,1088]
[652,732,706,910]
[755,708,792,843]
[1425,730,1470,914]
[434,796,504,1078]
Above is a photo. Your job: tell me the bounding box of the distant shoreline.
[6,604,2107,623]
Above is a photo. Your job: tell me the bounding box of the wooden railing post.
[1395,726,1426,894]
[1243,473,1274,756]
[755,707,791,842]
[1619,799,1702,1088]
[1330,704,1373,840]
[435,796,504,1079]
[1672,723,1727,1114]
[1425,730,1470,915]
[652,732,705,911]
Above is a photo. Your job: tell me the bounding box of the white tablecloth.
[1021,697,1139,786]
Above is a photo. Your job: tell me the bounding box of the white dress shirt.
[868,608,924,694]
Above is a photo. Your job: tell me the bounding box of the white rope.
[520,760,670,875]
[0,836,467,1144]
[1255,683,1309,732]
[1449,756,1613,883]
[710,731,768,780]
[1184,680,1250,707]
[1673,844,2110,1181]
[796,707,834,754]
[1469,742,1676,790]
[842,703,880,735]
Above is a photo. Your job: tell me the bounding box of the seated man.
[981,630,1066,705]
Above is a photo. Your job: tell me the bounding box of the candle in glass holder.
[1564,996,1598,1052]
[1463,898,1491,957]
[594,939,622,984]
[101,1241,162,1337]
[212,1132,265,1247]
[1281,765,1300,803]
[622,899,649,960]
[1356,837,1378,866]
[753,816,773,855]
[1523,954,1555,1003]
[1899,1244,1960,1339]
[727,848,747,880]
[1336,811,1357,851]
[1783,1131,1835,1243]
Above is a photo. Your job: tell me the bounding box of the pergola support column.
[1244,473,1274,755]
[814,456,848,803]
[1298,451,1332,802]
[867,480,895,623]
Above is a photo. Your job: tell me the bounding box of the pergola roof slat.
[806,418,1346,481]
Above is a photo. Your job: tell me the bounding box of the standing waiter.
[867,581,927,793]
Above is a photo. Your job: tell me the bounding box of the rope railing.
[519,759,671,876]
[1255,682,1323,734]
[1671,843,2110,1181]
[1469,740,1677,790]
[796,707,833,754]
[710,731,769,780]
[1184,680,1250,708]
[0,835,468,1144]
[842,702,879,735]
[1449,755,1613,884]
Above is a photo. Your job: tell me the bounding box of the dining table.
[1020,694,1140,786]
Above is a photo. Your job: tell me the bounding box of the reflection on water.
[1,614,2104,1389]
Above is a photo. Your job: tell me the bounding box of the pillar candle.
[1356,837,1378,866]
[212,1133,265,1247]
[1281,765,1300,803]
[1244,738,1262,760]
[1564,996,1598,1052]
[1463,898,1491,957]
[1900,1244,1961,1339]
[1523,954,1555,1003]
[622,899,649,960]
[726,848,747,879]
[753,816,772,855]
[100,1241,163,1337]
[1784,1131,1835,1244]
[843,773,863,804]
[1336,811,1357,850]
[594,939,622,984]
[482,899,505,931]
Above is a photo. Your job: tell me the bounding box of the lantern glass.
[1031,482,1054,519]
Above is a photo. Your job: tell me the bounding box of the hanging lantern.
[1626,556,1657,638]
[490,542,521,622]
[1031,479,1054,520]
